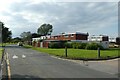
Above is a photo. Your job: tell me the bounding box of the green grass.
[0,43,16,46]
[24,45,119,60]
[0,48,3,59]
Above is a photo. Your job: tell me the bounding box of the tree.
[0,21,12,43]
[20,31,32,42]
[32,33,41,38]
[37,23,53,36]
[11,37,22,43]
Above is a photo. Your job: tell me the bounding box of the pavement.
[0,45,119,79]
[51,56,119,76]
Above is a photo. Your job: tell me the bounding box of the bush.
[85,43,104,50]
[48,42,65,48]
[79,43,87,49]
[72,42,81,49]
[64,42,72,48]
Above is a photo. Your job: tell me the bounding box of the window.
[64,35,69,38]
[55,36,57,39]
[71,34,74,37]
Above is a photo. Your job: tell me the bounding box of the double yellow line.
[6,53,11,80]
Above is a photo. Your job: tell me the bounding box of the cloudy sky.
[0,0,119,38]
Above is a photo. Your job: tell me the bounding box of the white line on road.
[22,54,26,58]
[12,55,18,59]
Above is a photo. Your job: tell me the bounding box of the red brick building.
[32,32,89,48]
[43,32,89,48]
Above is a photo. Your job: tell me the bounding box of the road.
[2,45,118,80]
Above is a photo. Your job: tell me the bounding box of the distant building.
[47,32,89,42]
[89,35,109,49]
[32,32,89,48]
[109,37,116,43]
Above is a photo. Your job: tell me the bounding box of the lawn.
[24,45,119,60]
[0,43,16,46]
[0,48,3,59]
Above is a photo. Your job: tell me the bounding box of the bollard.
[65,46,67,57]
[98,47,100,58]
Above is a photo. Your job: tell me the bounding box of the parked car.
[17,42,23,46]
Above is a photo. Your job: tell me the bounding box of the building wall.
[102,36,108,41]
[76,34,88,40]
[32,32,89,48]
[47,33,88,41]
[116,37,120,45]
[43,41,49,48]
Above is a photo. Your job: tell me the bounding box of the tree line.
[0,21,53,43]
[0,21,12,43]
[15,23,53,43]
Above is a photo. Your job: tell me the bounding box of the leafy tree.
[37,23,53,36]
[0,21,12,43]
[32,33,41,38]
[20,31,32,42]
[11,37,22,43]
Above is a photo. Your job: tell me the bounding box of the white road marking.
[22,54,26,58]
[12,55,18,59]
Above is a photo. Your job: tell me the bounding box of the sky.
[0,0,119,38]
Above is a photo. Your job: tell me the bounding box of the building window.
[71,34,74,37]
[55,37,57,39]
[64,35,69,38]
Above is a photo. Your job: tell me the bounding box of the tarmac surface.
[0,45,119,80]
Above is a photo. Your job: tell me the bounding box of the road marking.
[22,55,26,58]
[6,53,11,80]
[12,55,18,59]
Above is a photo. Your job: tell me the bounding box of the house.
[89,35,109,49]
[109,37,116,43]
[32,32,89,48]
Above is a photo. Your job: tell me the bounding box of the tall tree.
[37,23,53,36]
[11,37,22,43]
[0,21,12,43]
[20,31,32,41]
[32,33,41,38]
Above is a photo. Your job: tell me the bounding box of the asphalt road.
[3,45,118,79]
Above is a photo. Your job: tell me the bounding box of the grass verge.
[0,48,3,59]
[24,45,120,60]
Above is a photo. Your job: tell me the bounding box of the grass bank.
[0,43,16,47]
[24,45,119,60]
[0,48,3,59]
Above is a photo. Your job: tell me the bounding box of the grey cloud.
[2,1,118,37]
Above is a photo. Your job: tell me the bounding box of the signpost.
[98,47,100,58]
[65,46,67,57]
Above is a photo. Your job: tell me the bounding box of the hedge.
[85,43,104,50]
[48,42,104,50]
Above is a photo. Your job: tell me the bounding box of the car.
[17,42,23,46]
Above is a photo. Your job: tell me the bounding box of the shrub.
[72,42,81,49]
[79,43,87,49]
[48,42,65,48]
[64,42,72,48]
[86,43,104,50]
